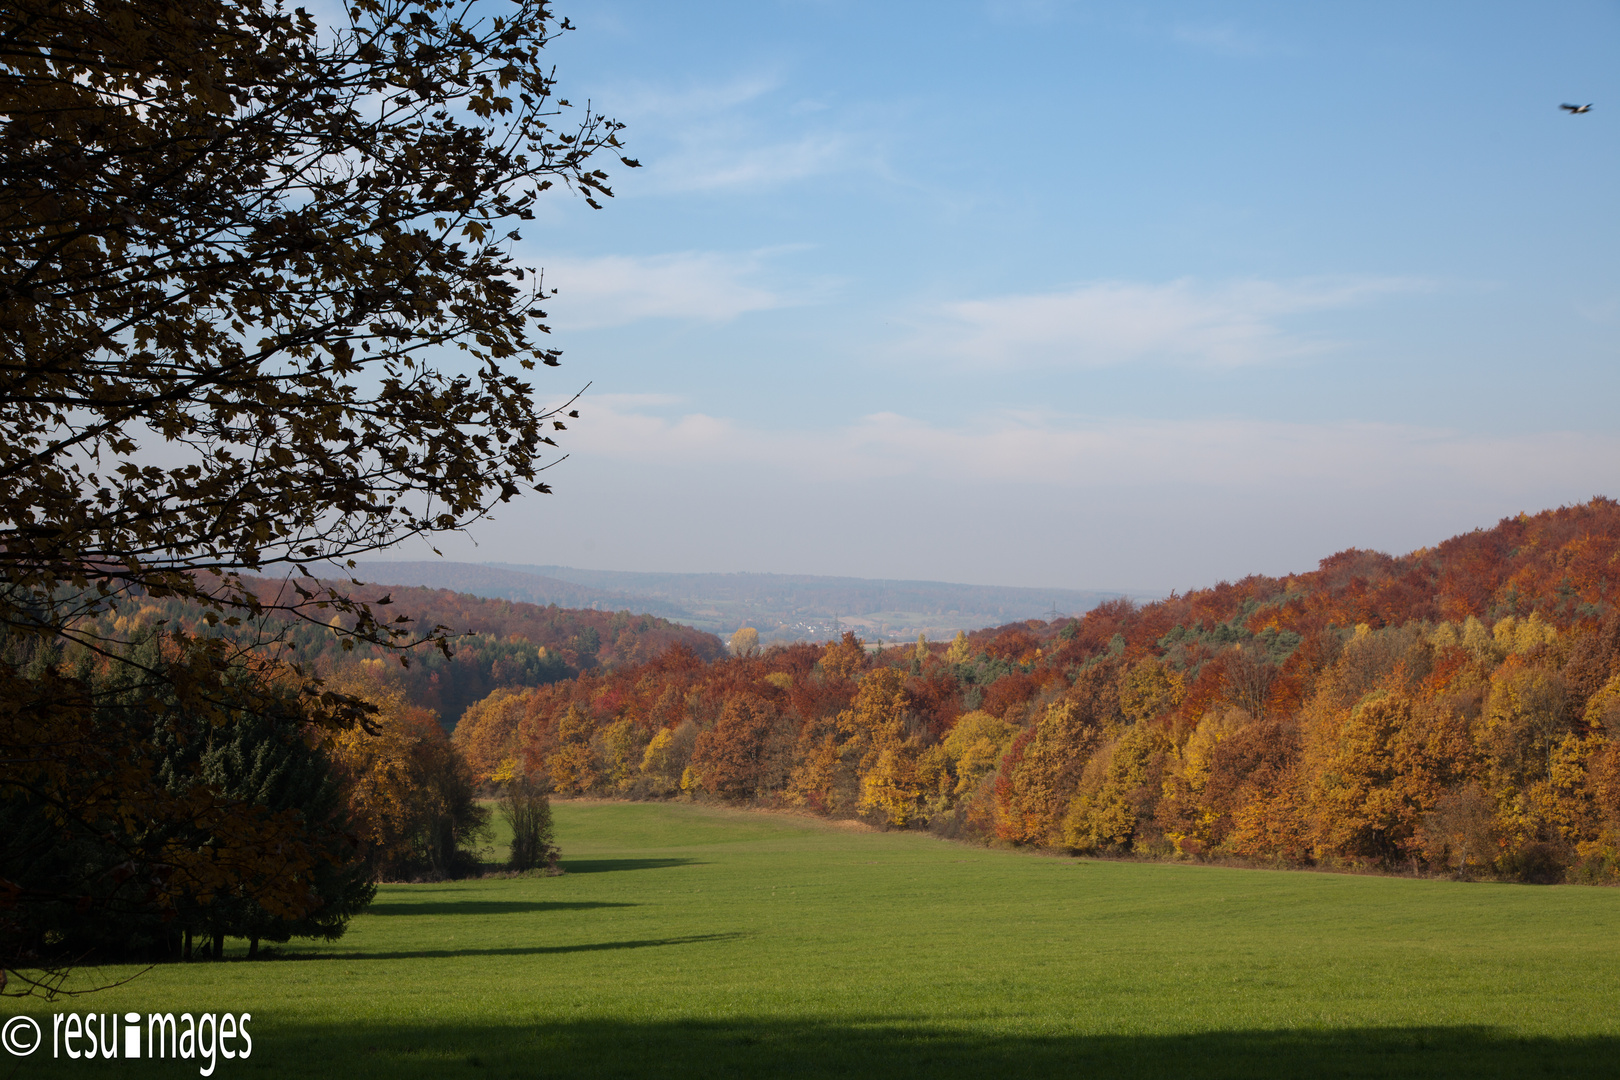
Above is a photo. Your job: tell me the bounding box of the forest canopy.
[452,499,1620,885]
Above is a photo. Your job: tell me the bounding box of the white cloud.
[901,277,1425,369]
[610,75,782,121]
[569,399,1620,499]
[601,73,868,193]
[655,131,853,192]
[540,251,793,329]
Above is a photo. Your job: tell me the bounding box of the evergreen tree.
[187,702,376,958]
[1,634,374,967]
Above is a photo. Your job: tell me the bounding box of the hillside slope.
[348,561,694,622]
[1001,495,1620,662]
[106,578,724,727]
[452,497,1620,883]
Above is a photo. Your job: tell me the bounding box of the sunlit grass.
[7,801,1619,1078]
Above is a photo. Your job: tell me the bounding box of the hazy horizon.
[379,492,1586,598]
[354,557,1166,600]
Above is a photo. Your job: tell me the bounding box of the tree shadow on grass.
[273,932,745,963]
[102,1018,1620,1080]
[366,900,637,917]
[558,857,700,874]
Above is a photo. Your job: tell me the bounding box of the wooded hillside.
[452,498,1620,883]
[98,578,725,727]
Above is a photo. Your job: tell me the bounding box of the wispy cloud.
[570,400,1620,497]
[899,277,1425,369]
[609,75,782,121]
[657,132,853,192]
[603,73,869,193]
[541,251,799,329]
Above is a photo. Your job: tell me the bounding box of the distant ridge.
[354,560,1153,641]
[349,561,689,620]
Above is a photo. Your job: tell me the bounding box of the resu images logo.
[2,1015,41,1056]
[2,1011,253,1076]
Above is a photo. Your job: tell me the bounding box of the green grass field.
[6,801,1620,1078]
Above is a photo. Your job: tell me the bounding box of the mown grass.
[6,801,1619,1078]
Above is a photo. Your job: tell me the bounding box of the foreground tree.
[1,0,628,991]
[1,0,629,660]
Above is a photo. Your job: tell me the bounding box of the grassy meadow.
[6,801,1620,1078]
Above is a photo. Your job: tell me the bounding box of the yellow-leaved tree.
[600,714,651,792]
[1063,722,1166,853]
[934,710,1016,799]
[730,627,761,658]
[549,704,602,796]
[996,700,1097,844]
[325,667,489,881]
[821,632,870,682]
[1305,692,1465,866]
[1119,658,1185,725]
[641,722,699,795]
[845,668,921,826]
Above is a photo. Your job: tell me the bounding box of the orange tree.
[0,0,629,992]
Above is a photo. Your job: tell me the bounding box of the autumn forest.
[419,496,1620,884]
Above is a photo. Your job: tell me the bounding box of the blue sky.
[421,0,1620,593]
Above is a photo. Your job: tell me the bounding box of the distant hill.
[271,577,724,724]
[277,578,724,665]
[352,560,1152,642]
[348,561,690,620]
[108,576,724,728]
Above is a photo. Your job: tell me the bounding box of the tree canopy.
[1,0,632,654]
[0,0,629,992]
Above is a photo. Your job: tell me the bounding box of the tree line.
[451,498,1620,884]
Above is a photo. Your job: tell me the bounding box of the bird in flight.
[1561,103,1593,114]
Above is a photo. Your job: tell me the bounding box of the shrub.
[499,768,559,872]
